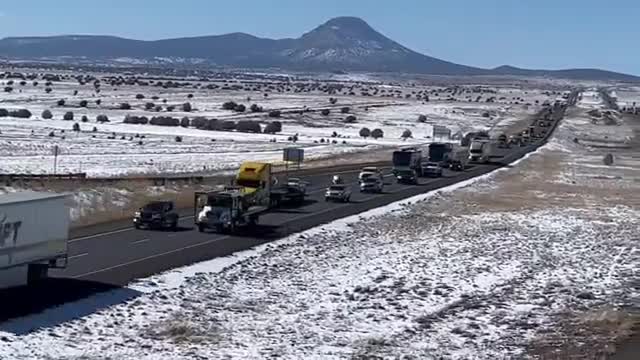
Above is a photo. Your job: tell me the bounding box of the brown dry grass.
[529,308,640,360]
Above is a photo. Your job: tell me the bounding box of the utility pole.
[52,145,59,175]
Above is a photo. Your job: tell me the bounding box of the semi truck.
[468,139,495,163]
[392,148,422,183]
[427,143,453,167]
[0,192,69,290]
[195,161,305,233]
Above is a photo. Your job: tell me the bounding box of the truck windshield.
[143,202,165,211]
[237,179,261,188]
[329,186,345,191]
[208,196,233,207]
[392,152,412,165]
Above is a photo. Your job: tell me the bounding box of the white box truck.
[0,192,69,289]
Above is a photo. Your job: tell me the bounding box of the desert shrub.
[120,103,131,110]
[57,99,65,106]
[250,104,263,113]
[150,116,180,127]
[268,110,281,118]
[4,87,12,93]
[220,121,236,131]
[603,153,614,166]
[123,115,148,124]
[345,115,357,123]
[145,102,155,110]
[371,128,384,139]
[136,94,145,100]
[72,123,81,132]
[167,105,176,112]
[45,87,52,93]
[63,111,74,121]
[175,136,183,142]
[263,121,282,134]
[41,110,53,119]
[418,115,427,123]
[321,109,330,116]
[191,117,208,129]
[222,101,237,110]
[180,117,190,127]
[234,104,246,113]
[1,108,11,117]
[187,94,194,99]
[401,129,413,139]
[151,96,160,100]
[81,115,89,123]
[92,127,98,132]
[359,127,371,138]
[329,97,338,104]
[96,114,110,123]
[95,99,102,105]
[9,109,32,118]
[155,106,163,112]
[340,107,350,114]
[236,120,261,133]
[182,102,192,112]
[79,100,88,108]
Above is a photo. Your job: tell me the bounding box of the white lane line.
[70,215,196,244]
[70,228,133,243]
[68,252,89,260]
[131,238,151,245]
[73,235,230,279]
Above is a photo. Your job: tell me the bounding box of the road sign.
[283,148,304,163]
[433,125,451,140]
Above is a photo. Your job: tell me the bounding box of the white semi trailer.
[0,192,69,289]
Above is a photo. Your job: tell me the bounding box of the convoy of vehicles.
[0,192,69,290]
[134,201,179,230]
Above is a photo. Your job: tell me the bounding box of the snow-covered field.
[0,72,560,177]
[611,86,640,108]
[0,91,636,359]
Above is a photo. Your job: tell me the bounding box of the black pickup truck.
[133,201,179,230]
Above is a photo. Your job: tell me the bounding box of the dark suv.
[133,201,179,230]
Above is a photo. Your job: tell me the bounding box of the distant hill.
[0,17,637,81]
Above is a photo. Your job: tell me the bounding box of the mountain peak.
[323,16,371,29]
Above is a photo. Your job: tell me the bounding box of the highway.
[0,97,576,323]
[55,102,571,287]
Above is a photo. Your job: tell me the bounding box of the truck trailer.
[0,192,69,289]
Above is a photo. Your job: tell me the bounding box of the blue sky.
[1,0,638,74]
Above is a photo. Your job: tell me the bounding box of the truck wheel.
[27,264,48,284]
[171,222,178,231]
[134,223,140,229]
[198,224,205,233]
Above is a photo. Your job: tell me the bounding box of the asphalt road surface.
[0,98,576,323]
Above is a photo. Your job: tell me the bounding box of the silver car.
[325,184,351,202]
[360,177,383,193]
